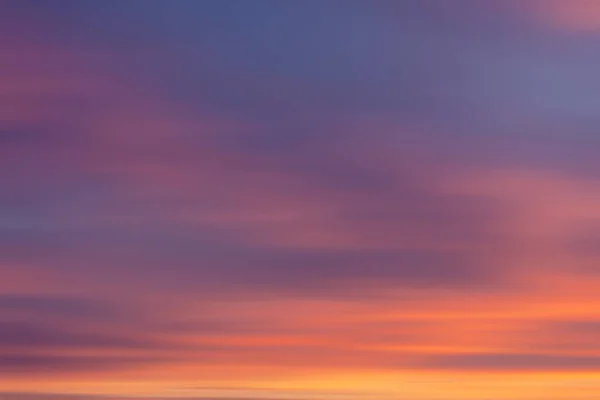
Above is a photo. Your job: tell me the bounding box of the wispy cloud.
[0,1,599,399]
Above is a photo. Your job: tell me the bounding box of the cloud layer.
[0,1,599,400]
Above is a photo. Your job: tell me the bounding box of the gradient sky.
[1,1,600,399]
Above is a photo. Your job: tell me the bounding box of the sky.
[1,0,600,399]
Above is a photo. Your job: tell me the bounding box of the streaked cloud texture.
[0,1,599,399]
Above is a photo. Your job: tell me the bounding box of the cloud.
[421,352,600,372]
[1,2,600,399]
[525,319,600,352]
[0,321,163,350]
[0,393,349,400]
[0,294,121,319]
[0,354,167,375]
[524,0,600,31]
[199,248,495,294]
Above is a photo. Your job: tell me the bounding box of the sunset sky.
[1,1,600,399]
